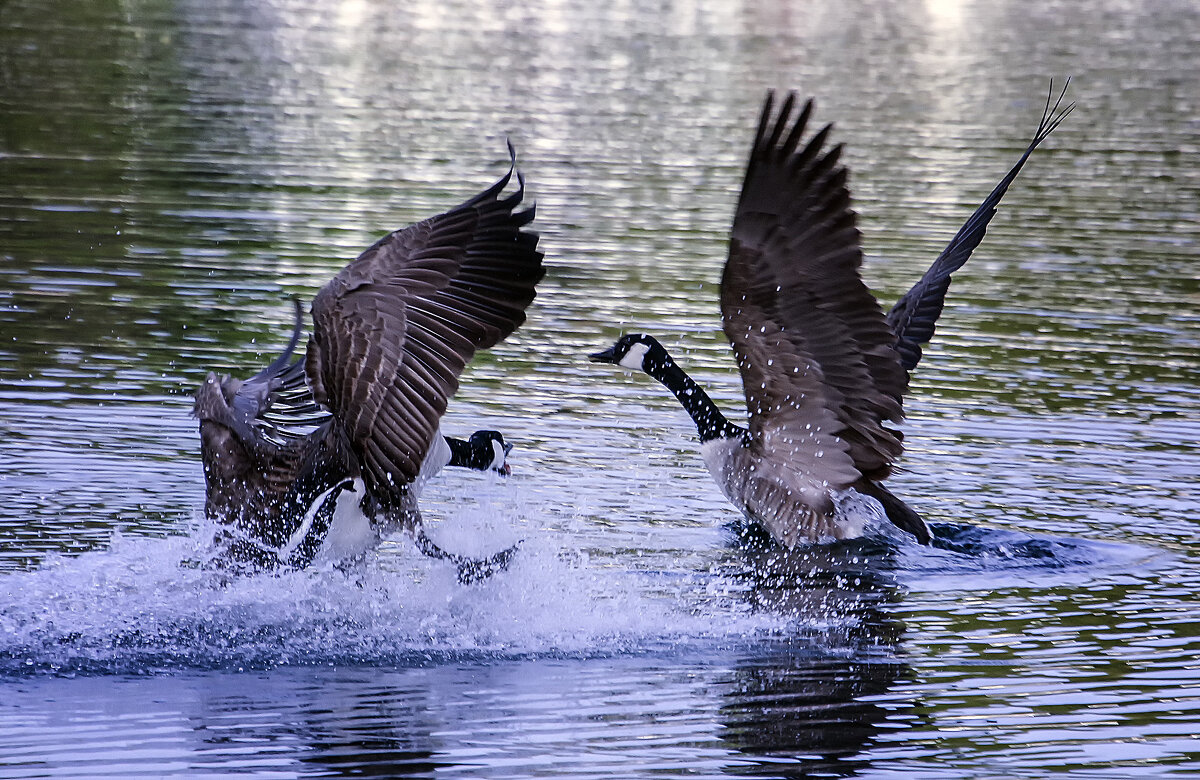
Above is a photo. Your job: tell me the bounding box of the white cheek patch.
[490,440,507,470]
[618,342,650,371]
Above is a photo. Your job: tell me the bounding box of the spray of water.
[0,473,1152,677]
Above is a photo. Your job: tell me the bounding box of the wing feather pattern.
[887,80,1074,370]
[305,153,544,504]
[721,92,906,487]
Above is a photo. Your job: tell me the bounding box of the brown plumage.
[592,83,1073,547]
[194,149,544,572]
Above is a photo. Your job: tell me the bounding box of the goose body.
[592,84,1073,547]
[193,148,543,573]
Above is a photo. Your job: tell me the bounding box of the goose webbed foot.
[189,534,287,575]
[455,542,520,584]
[724,517,777,550]
[414,526,521,584]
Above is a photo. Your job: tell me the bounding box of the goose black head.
[589,333,665,373]
[469,430,513,476]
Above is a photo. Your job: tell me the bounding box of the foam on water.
[0,508,788,677]
[0,477,1158,678]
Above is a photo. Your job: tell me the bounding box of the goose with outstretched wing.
[194,147,544,577]
[592,83,1073,547]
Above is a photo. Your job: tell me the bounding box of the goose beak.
[500,462,512,476]
[589,346,617,364]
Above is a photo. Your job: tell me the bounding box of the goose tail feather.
[855,479,932,544]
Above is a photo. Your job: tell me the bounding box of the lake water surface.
[2,0,1199,777]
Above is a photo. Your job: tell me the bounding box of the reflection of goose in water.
[193,148,544,578]
[718,648,918,777]
[715,530,921,776]
[592,84,1073,548]
[725,521,904,630]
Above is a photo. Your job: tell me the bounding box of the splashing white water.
[0,468,1151,677]
[0,496,797,675]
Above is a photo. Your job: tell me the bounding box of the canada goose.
[193,146,544,576]
[592,84,1073,547]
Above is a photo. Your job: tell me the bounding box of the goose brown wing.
[305,156,543,501]
[721,92,907,482]
[721,262,861,491]
[887,80,1074,370]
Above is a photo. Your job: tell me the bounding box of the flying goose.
[193,146,544,575]
[592,84,1074,547]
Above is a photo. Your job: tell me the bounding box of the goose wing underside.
[721,91,907,480]
[887,80,1074,371]
[305,153,544,503]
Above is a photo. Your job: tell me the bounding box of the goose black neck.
[644,351,744,443]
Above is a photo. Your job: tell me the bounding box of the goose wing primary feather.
[887,80,1075,371]
[305,149,543,506]
[721,92,907,485]
[227,299,331,446]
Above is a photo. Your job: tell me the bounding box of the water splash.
[0,511,784,677]
[0,486,1157,678]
